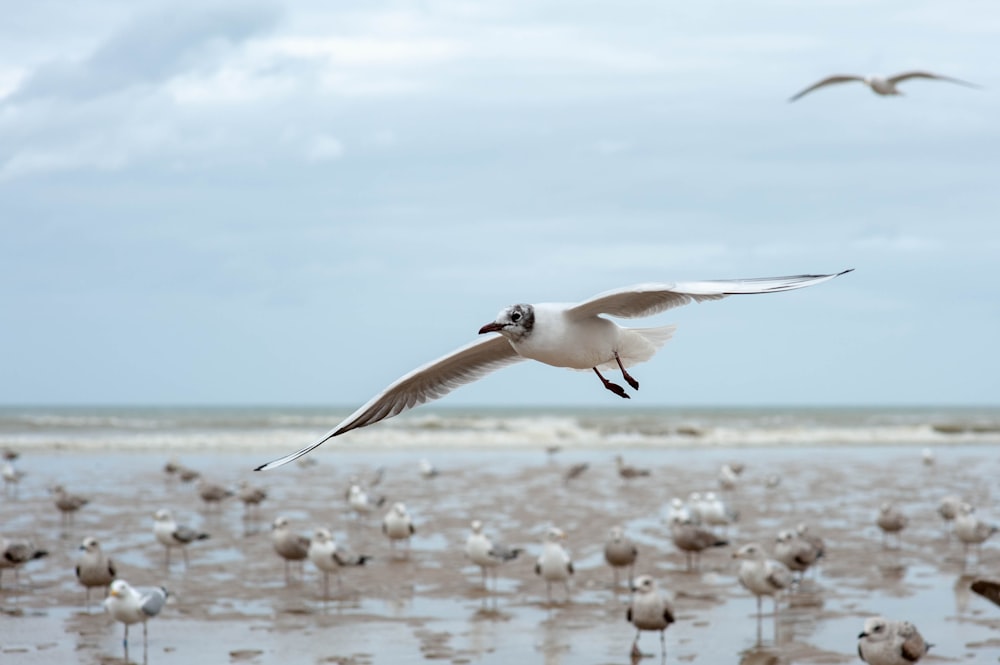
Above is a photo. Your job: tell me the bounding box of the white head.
[470,520,483,534]
[631,574,656,594]
[312,528,332,543]
[272,516,290,530]
[545,526,566,542]
[859,616,891,643]
[479,304,534,342]
[154,509,172,522]
[733,543,767,561]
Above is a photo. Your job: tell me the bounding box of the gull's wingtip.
[254,430,340,471]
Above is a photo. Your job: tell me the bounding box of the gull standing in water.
[0,536,48,589]
[604,526,638,589]
[272,516,311,583]
[857,616,931,665]
[877,503,908,549]
[464,520,522,591]
[382,503,416,558]
[626,575,675,660]
[789,71,978,102]
[733,543,793,637]
[104,580,168,663]
[256,271,852,470]
[308,527,370,597]
[75,536,116,609]
[536,527,574,603]
[153,509,209,569]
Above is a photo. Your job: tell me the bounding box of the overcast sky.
[2,0,998,409]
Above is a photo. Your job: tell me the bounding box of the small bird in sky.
[257,271,851,470]
[789,71,978,102]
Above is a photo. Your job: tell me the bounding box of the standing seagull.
[308,527,370,598]
[604,526,639,589]
[382,503,416,557]
[733,543,793,633]
[271,516,311,583]
[857,616,931,665]
[669,515,728,571]
[257,271,852,470]
[52,485,90,527]
[0,536,48,589]
[877,503,908,549]
[104,580,168,663]
[626,575,675,660]
[75,536,117,609]
[153,509,210,569]
[465,520,522,591]
[536,526,574,603]
[789,71,978,102]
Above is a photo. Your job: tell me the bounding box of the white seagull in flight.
[789,71,978,102]
[256,269,852,470]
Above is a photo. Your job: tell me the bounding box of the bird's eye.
[511,311,522,322]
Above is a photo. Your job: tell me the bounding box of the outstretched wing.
[888,71,979,88]
[789,76,865,102]
[256,336,523,470]
[567,270,852,320]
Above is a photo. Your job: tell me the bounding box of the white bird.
[104,579,168,662]
[464,520,522,590]
[152,509,209,569]
[857,616,931,665]
[733,543,793,619]
[382,502,415,556]
[604,526,639,589]
[717,463,741,491]
[256,271,851,470]
[272,516,311,583]
[954,503,998,565]
[347,484,385,518]
[418,458,439,478]
[75,536,117,608]
[701,492,739,535]
[789,71,978,102]
[308,527,370,597]
[535,526,574,602]
[666,497,690,524]
[626,575,675,659]
[2,461,25,497]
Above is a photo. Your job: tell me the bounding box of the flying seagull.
[256,270,852,470]
[789,71,978,102]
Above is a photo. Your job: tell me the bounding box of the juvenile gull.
[237,481,268,518]
[536,527,574,603]
[789,71,978,102]
[857,616,931,665]
[104,579,168,662]
[626,575,675,659]
[382,502,415,557]
[308,527,370,597]
[733,543,792,625]
[938,495,963,537]
[604,526,638,588]
[257,271,852,469]
[272,516,311,583]
[0,536,48,588]
[153,509,209,569]
[465,520,522,590]
[877,503,908,549]
[774,529,822,581]
[669,515,728,571]
[196,480,233,510]
[616,455,651,480]
[75,536,116,608]
[563,462,589,483]
[52,485,90,526]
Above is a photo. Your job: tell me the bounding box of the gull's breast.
[512,306,619,369]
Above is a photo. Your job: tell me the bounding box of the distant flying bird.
[789,71,978,102]
[257,271,852,470]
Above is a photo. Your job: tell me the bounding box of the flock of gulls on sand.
[3,446,999,663]
[0,241,992,662]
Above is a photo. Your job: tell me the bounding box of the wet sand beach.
[2,443,999,664]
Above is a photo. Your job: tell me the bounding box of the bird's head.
[859,616,889,642]
[631,575,655,594]
[479,304,534,342]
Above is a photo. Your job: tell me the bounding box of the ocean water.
[1,404,998,452]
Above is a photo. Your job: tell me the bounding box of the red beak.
[478,322,503,335]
